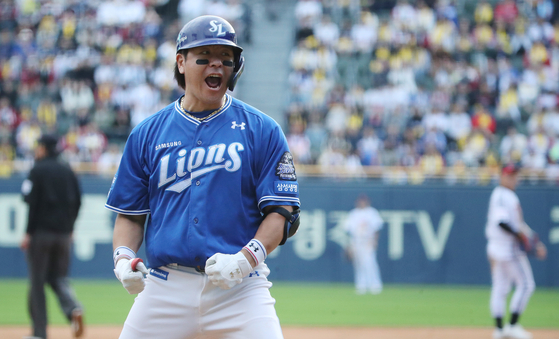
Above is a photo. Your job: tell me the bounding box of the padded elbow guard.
[266,206,301,245]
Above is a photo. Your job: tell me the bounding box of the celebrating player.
[105,15,301,339]
[485,163,547,339]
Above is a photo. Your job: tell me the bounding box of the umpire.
[20,134,84,339]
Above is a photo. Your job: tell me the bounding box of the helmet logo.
[209,20,227,37]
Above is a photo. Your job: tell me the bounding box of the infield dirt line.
[2,325,559,339]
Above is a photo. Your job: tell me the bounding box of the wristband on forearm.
[113,246,136,267]
[243,239,267,266]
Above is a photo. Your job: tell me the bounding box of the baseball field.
[1,279,558,339]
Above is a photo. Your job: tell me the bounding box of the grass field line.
[1,279,557,329]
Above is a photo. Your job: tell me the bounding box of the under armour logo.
[249,271,260,277]
[231,121,245,130]
[249,243,259,252]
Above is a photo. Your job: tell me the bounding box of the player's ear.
[176,53,186,74]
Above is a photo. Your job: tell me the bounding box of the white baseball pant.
[489,253,535,318]
[119,263,283,339]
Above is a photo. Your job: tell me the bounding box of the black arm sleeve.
[499,222,518,236]
[25,169,40,234]
[72,171,82,223]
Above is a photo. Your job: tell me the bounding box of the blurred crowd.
[3,0,559,184]
[0,0,252,176]
[285,0,559,183]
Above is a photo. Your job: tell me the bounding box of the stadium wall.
[1,177,558,286]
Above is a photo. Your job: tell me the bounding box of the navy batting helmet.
[176,15,244,91]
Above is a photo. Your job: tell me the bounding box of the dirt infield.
[2,325,559,339]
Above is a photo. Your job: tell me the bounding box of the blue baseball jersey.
[105,94,300,269]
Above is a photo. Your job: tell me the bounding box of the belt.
[166,263,205,274]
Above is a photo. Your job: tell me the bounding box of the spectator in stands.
[345,147,366,177]
[392,0,417,31]
[383,124,403,166]
[294,0,322,37]
[474,0,493,24]
[446,102,472,151]
[494,0,519,25]
[357,126,382,166]
[419,143,445,177]
[423,106,449,134]
[462,128,491,166]
[97,143,122,177]
[314,14,339,48]
[500,126,528,164]
[325,102,349,134]
[522,146,547,171]
[542,108,559,137]
[471,105,496,136]
[528,126,552,158]
[0,96,17,130]
[287,119,312,165]
[305,111,328,163]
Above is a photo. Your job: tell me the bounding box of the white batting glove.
[205,252,252,290]
[114,258,149,294]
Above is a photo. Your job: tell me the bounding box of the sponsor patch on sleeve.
[274,181,298,195]
[149,268,169,281]
[275,152,297,181]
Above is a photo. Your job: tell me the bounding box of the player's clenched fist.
[205,252,252,290]
[114,258,149,294]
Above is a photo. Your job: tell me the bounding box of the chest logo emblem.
[231,121,245,130]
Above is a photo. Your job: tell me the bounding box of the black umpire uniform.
[21,134,84,339]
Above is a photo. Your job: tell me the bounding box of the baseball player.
[344,194,384,295]
[105,15,301,339]
[485,163,547,339]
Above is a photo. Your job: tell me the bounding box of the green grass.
[272,283,559,328]
[0,279,135,326]
[1,279,558,328]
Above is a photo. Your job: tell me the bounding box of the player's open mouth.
[205,74,222,89]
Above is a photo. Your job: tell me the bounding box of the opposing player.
[485,163,547,339]
[344,194,384,294]
[105,15,300,339]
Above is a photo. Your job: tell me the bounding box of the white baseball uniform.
[485,185,535,318]
[345,206,384,294]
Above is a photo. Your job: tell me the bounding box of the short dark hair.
[38,134,59,157]
[174,50,188,90]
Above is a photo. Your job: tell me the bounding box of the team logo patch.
[275,152,297,181]
[150,268,169,281]
[274,181,298,195]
